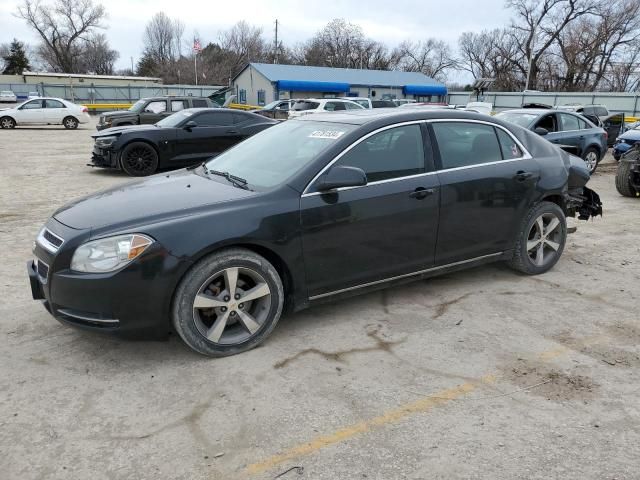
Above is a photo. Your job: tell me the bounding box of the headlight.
[95,135,117,147]
[71,234,153,273]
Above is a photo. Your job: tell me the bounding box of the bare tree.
[81,32,118,75]
[218,21,267,75]
[142,12,184,66]
[395,39,458,81]
[16,0,106,73]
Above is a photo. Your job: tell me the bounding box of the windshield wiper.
[205,169,250,190]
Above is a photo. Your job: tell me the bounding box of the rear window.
[292,101,319,111]
[192,99,208,108]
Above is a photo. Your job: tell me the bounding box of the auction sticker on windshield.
[308,130,346,139]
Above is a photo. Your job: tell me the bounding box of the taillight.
[82,107,88,113]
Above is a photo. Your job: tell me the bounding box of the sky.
[0,0,512,83]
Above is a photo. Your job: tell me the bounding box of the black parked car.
[91,108,277,176]
[29,109,601,357]
[96,96,215,131]
[251,100,292,120]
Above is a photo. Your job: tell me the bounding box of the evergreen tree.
[2,39,31,75]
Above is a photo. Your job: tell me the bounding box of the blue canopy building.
[232,63,447,106]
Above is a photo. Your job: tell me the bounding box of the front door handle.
[409,187,434,199]
[514,170,534,181]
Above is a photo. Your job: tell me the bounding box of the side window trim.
[427,119,532,173]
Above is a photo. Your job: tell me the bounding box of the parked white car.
[348,97,373,109]
[288,98,365,118]
[0,97,90,129]
[27,91,40,100]
[0,91,17,103]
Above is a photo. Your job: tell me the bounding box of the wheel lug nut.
[230,311,236,316]
[238,303,244,309]
[224,296,230,302]
[220,306,227,312]
[234,294,241,300]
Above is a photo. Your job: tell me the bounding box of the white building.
[232,63,447,106]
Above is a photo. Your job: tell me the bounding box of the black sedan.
[29,109,601,357]
[90,108,277,176]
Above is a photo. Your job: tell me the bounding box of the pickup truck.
[96,96,215,130]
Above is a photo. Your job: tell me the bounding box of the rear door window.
[333,124,426,182]
[559,113,581,131]
[431,122,503,169]
[45,99,65,108]
[194,111,234,126]
[324,102,346,111]
[171,100,188,112]
[191,99,208,108]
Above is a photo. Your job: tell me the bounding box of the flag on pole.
[193,38,202,53]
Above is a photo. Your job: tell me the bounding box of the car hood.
[92,124,159,137]
[101,110,138,118]
[619,129,640,141]
[53,169,257,230]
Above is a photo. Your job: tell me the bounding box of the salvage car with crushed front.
[29,108,601,357]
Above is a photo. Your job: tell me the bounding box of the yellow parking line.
[245,374,496,475]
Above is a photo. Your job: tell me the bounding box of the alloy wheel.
[584,151,598,172]
[192,266,272,345]
[526,213,563,267]
[1,117,15,129]
[123,146,155,173]
[64,117,78,129]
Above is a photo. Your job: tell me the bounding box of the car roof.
[295,108,502,125]
[498,109,551,115]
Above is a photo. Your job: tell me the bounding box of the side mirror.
[316,166,367,191]
[534,127,548,136]
[184,120,197,130]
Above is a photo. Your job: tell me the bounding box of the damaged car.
[29,109,602,357]
[615,144,640,197]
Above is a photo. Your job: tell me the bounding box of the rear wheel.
[509,201,567,275]
[0,116,16,129]
[172,248,284,357]
[63,116,79,129]
[615,159,637,197]
[581,147,599,174]
[120,142,159,176]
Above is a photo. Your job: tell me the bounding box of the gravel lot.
[1,118,639,480]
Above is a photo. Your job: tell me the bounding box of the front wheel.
[0,116,16,129]
[509,201,567,275]
[63,116,79,129]
[172,248,284,357]
[120,142,159,176]
[615,159,638,197]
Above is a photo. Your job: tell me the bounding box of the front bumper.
[90,145,119,169]
[28,220,180,338]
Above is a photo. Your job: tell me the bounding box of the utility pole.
[130,56,134,75]
[274,19,279,64]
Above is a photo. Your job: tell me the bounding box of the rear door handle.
[514,171,534,181]
[409,187,434,199]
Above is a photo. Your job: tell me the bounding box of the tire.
[509,201,567,275]
[120,142,159,176]
[615,160,637,197]
[63,116,79,129]
[581,146,600,174]
[0,116,16,129]
[172,248,285,357]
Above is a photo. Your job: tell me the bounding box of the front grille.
[36,259,49,281]
[37,228,64,253]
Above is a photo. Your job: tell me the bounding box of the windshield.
[495,112,539,128]
[205,120,356,189]
[129,99,147,113]
[155,110,194,128]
